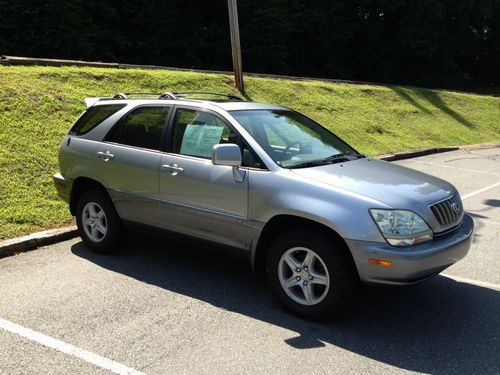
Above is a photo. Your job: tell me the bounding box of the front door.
[158,107,248,248]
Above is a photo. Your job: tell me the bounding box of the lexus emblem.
[451,202,460,214]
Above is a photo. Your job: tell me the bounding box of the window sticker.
[180,124,224,158]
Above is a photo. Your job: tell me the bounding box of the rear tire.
[265,229,357,319]
[76,190,123,253]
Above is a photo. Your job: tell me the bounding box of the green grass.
[1,65,499,239]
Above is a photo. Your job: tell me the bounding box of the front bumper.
[346,213,474,285]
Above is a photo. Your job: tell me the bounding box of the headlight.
[369,209,433,246]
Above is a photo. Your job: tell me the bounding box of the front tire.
[76,190,123,253]
[265,230,357,319]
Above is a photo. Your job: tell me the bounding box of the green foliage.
[0,65,499,239]
[0,0,499,88]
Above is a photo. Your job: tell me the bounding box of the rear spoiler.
[84,97,104,108]
[83,93,133,108]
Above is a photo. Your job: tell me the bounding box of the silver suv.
[53,92,474,318]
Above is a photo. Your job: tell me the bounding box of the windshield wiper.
[324,153,349,162]
[289,154,349,169]
[288,153,365,169]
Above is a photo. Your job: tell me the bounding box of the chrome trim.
[159,198,247,222]
[429,193,463,226]
[108,188,247,222]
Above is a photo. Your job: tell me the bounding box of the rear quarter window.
[69,104,126,135]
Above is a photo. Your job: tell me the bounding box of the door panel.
[95,144,162,225]
[159,154,247,248]
[158,107,248,248]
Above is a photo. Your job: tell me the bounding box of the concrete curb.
[377,142,500,161]
[377,147,460,161]
[458,141,500,151]
[0,226,78,259]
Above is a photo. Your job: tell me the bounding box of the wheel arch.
[252,214,358,277]
[69,177,111,215]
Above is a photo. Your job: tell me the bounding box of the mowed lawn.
[0,65,499,239]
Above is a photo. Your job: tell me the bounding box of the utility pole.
[228,0,244,93]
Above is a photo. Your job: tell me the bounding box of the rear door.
[95,105,171,226]
[158,107,248,248]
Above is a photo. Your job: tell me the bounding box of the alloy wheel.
[82,202,107,242]
[278,247,331,306]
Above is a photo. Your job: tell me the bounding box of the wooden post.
[228,0,244,93]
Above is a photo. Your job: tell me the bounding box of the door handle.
[161,164,184,175]
[97,151,114,161]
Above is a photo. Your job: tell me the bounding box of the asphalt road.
[0,147,499,374]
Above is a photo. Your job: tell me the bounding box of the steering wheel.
[283,141,303,154]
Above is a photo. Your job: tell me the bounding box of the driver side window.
[171,108,238,159]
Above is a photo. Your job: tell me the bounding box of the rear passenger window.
[70,104,126,135]
[106,106,170,150]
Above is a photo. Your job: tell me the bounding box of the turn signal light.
[368,258,393,267]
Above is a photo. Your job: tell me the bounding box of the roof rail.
[113,92,128,99]
[159,92,178,100]
[114,92,168,99]
[165,92,244,101]
[105,91,245,102]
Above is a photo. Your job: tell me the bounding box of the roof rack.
[160,92,244,101]
[105,91,245,102]
[113,92,163,99]
[85,93,164,107]
[158,92,178,100]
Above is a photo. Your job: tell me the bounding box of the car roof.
[88,93,289,112]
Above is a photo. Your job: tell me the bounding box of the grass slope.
[1,65,499,239]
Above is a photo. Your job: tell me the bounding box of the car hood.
[290,157,455,208]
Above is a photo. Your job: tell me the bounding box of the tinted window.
[242,144,263,169]
[70,104,126,135]
[172,109,238,159]
[107,106,170,150]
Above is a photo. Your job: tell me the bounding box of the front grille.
[430,194,463,226]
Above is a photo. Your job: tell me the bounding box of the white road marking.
[461,181,500,200]
[441,274,500,291]
[0,318,145,375]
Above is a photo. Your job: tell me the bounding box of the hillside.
[0,65,499,239]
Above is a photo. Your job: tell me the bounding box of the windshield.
[229,109,361,168]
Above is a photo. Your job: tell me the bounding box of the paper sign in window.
[180,124,224,158]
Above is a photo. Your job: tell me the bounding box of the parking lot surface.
[0,147,499,374]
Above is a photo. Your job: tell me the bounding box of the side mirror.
[212,144,242,167]
[212,144,245,183]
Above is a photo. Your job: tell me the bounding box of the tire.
[265,229,357,319]
[75,190,123,253]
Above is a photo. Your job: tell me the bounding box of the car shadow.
[71,233,499,374]
[484,199,500,208]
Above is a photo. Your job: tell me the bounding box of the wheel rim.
[82,202,107,243]
[278,247,330,306]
